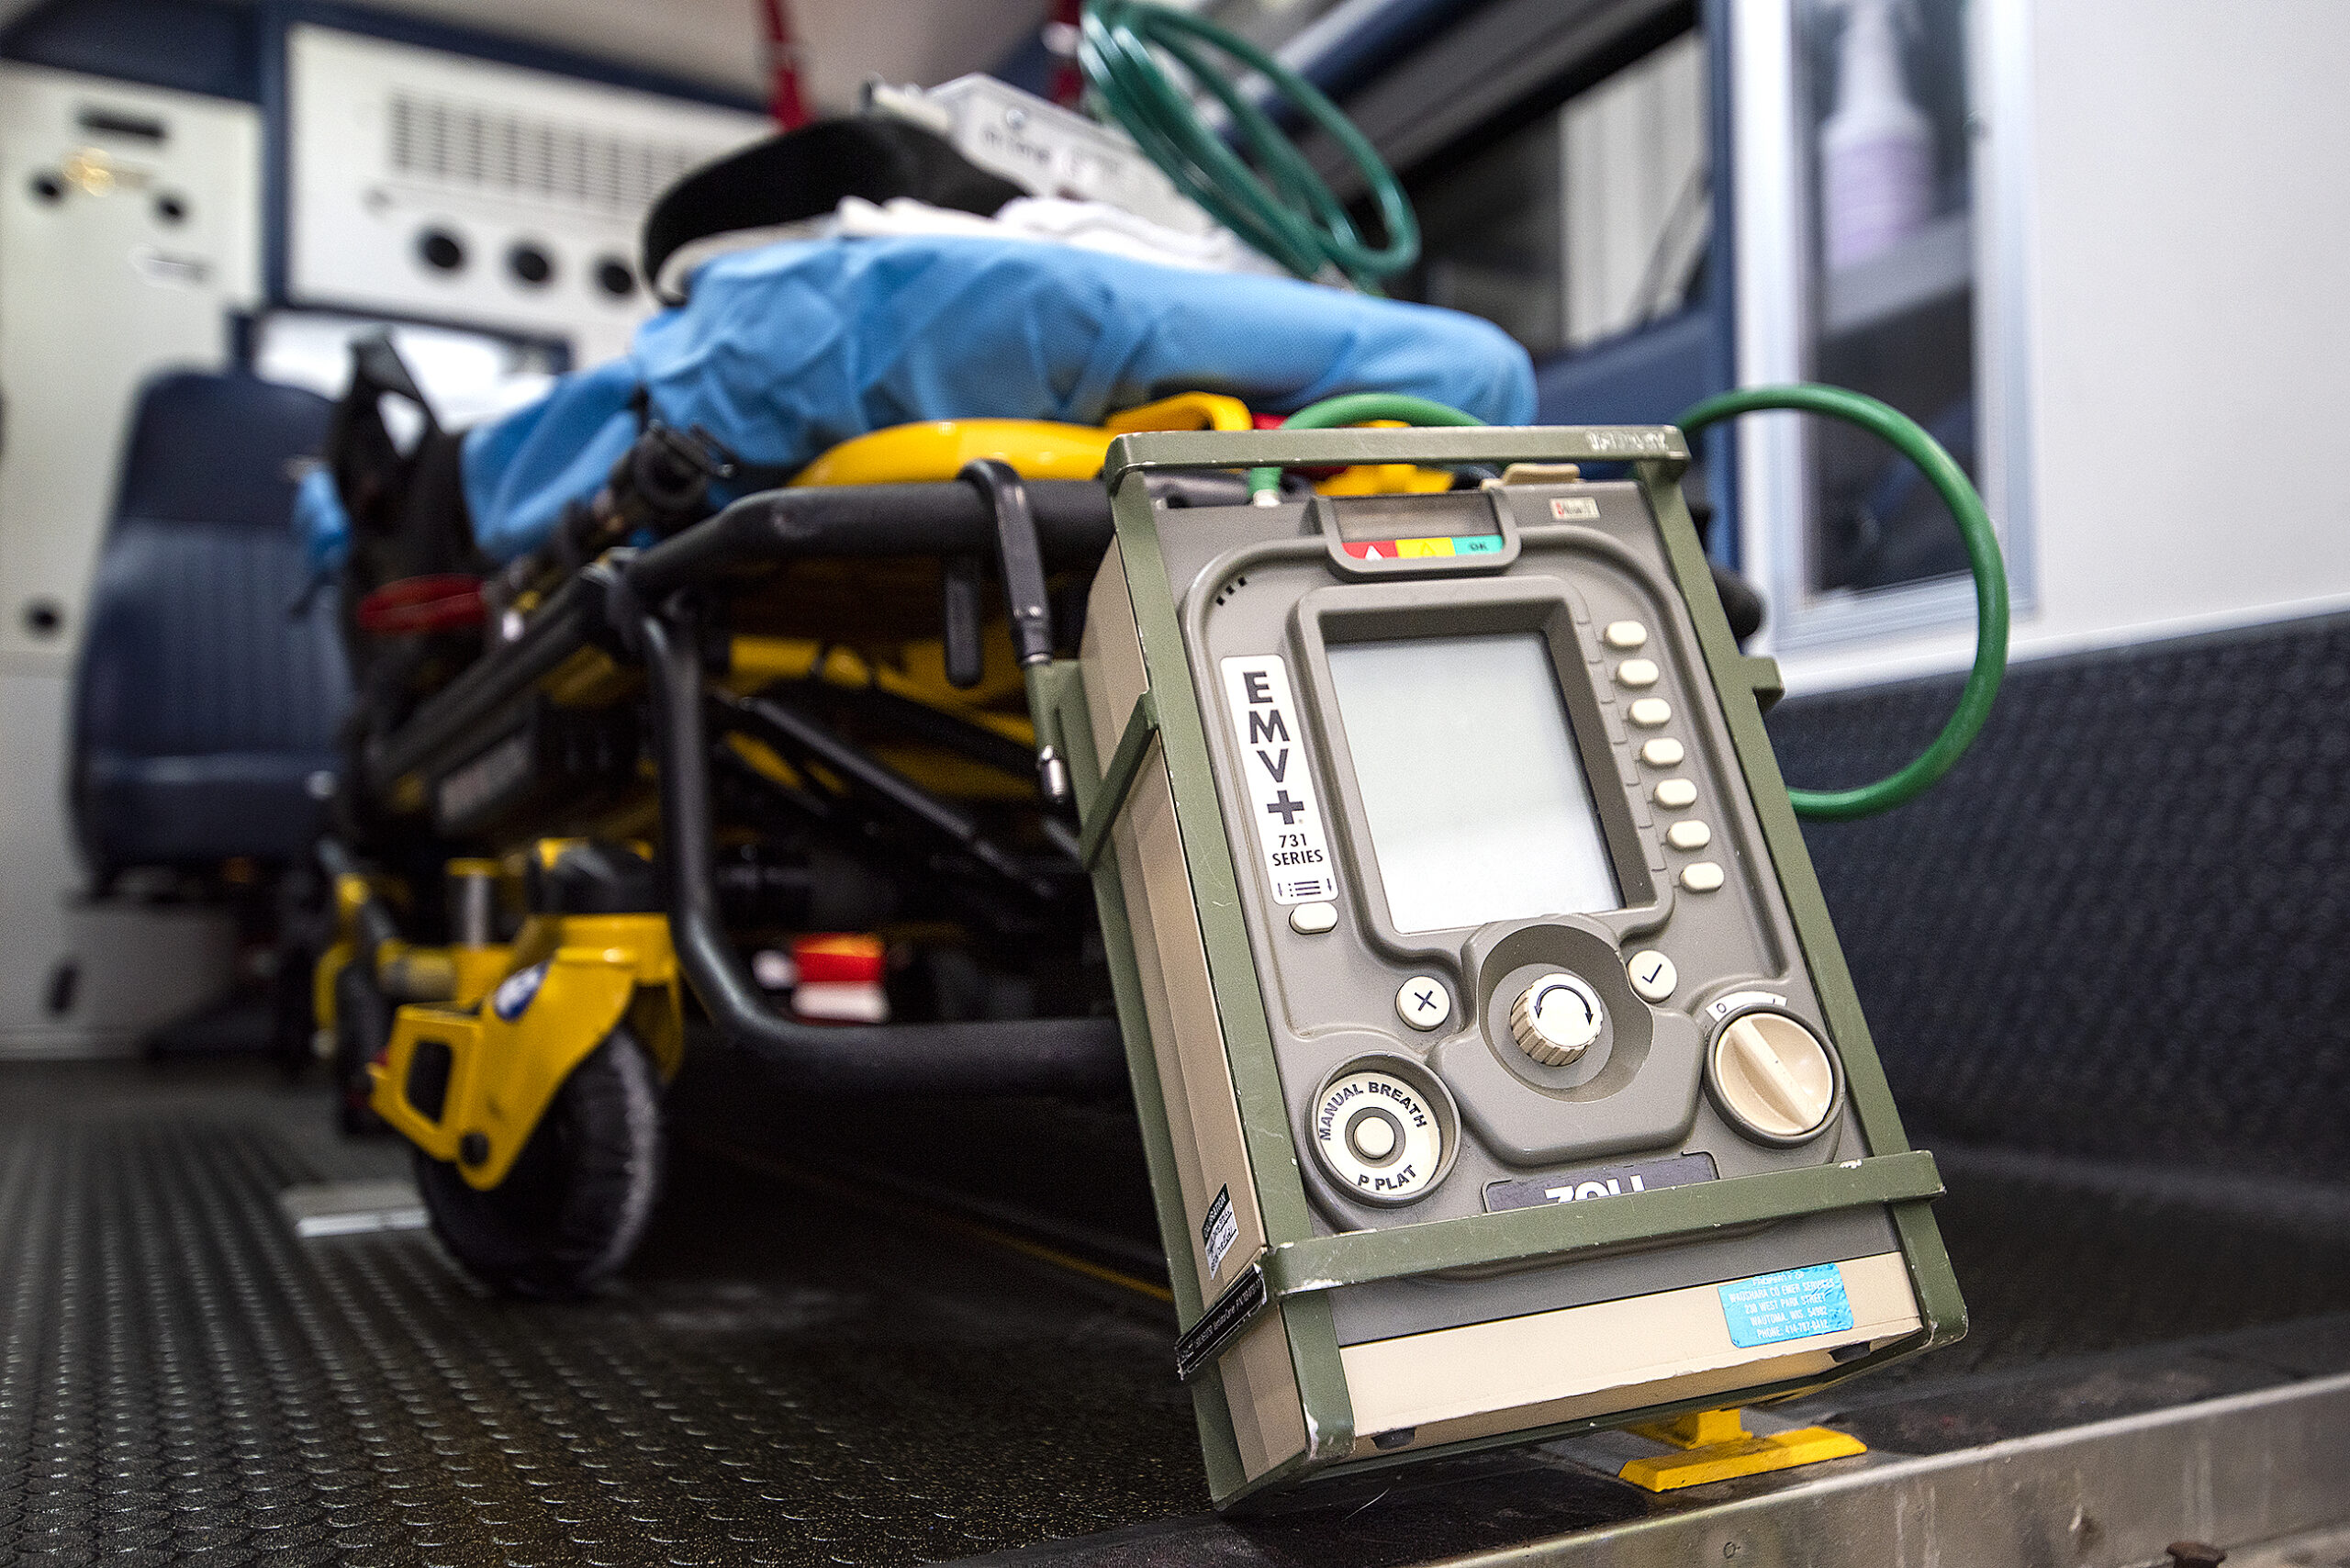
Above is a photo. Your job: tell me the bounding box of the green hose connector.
[1677,385,2009,821]
[1079,0,1418,292]
[1246,385,2009,821]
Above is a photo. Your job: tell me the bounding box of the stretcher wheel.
[414,1027,665,1299]
[332,963,391,1136]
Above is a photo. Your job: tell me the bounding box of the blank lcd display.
[1326,633,1622,934]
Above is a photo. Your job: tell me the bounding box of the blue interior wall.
[1531,308,1711,428]
[0,0,258,100]
[1,0,763,111]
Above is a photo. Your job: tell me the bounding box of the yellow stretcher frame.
[789,392,1252,487]
[370,911,682,1189]
[332,394,1458,1198]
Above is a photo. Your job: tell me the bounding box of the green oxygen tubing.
[1071,3,2004,815]
[1246,386,2011,822]
[1077,0,1418,292]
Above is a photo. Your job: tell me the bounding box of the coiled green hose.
[1678,385,2008,820]
[1078,0,1418,292]
[1247,386,2009,820]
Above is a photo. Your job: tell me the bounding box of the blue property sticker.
[1718,1263,1855,1349]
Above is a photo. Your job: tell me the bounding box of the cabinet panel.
[0,64,260,667]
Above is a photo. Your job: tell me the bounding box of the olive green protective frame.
[1032,425,1964,1506]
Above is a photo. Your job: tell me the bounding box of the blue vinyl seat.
[72,372,352,886]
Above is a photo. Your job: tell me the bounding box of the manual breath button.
[1313,1065,1448,1203]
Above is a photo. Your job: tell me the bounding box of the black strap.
[350,332,439,436]
[327,332,441,538]
[640,118,1027,305]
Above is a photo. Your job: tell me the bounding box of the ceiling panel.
[369,0,1051,106]
[4,0,1056,106]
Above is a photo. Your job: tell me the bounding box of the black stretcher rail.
[365,576,597,793]
[715,690,1056,901]
[367,478,1127,795]
[623,477,1121,599]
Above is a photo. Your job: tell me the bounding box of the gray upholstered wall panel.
[1768,613,2350,1180]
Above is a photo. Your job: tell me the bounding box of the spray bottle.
[1819,0,1934,270]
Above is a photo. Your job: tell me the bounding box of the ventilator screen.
[1328,633,1622,934]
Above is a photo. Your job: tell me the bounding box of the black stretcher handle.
[962,460,1058,668]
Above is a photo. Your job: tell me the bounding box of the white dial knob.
[1710,1012,1839,1140]
[1509,972,1606,1067]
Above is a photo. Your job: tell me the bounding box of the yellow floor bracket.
[1617,1408,1866,1493]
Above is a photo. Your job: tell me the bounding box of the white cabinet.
[0,65,260,1053]
[282,25,768,367]
[0,64,260,666]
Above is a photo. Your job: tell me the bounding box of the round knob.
[1710,1012,1839,1140]
[1510,972,1606,1067]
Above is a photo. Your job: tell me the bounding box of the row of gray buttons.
[1612,621,1722,894]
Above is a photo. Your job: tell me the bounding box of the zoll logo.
[1483,1151,1719,1215]
[1546,1175,1647,1203]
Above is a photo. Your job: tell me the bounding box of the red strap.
[354,575,485,636]
[761,0,811,130]
[1047,0,1086,108]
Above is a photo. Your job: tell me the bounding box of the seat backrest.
[72,371,351,879]
[109,371,331,532]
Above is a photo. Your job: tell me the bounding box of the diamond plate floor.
[0,1060,1203,1567]
[8,1057,2350,1567]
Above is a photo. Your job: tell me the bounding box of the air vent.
[384,90,705,217]
[284,22,768,359]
